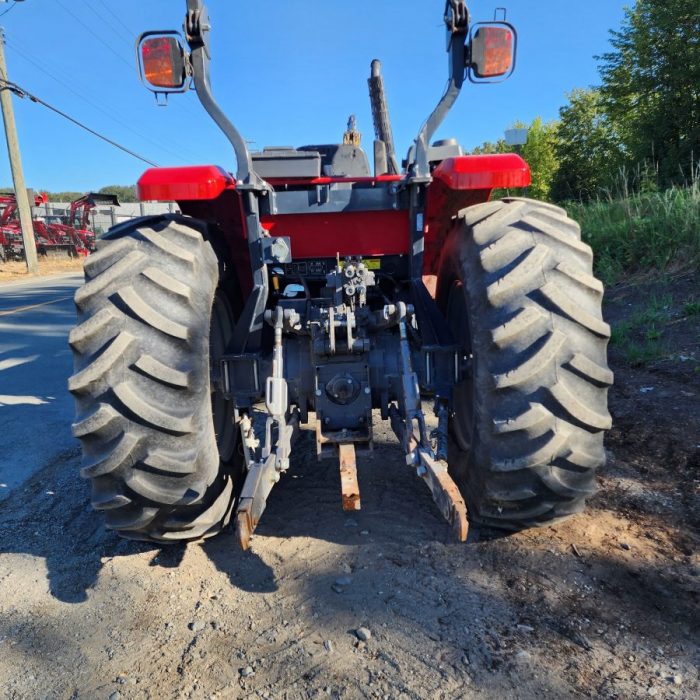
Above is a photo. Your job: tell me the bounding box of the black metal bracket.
[409,279,459,399]
[221,354,262,405]
[445,0,470,37]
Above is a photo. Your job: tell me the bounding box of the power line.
[0,76,159,166]
[54,0,133,71]
[94,0,136,43]
[53,0,205,124]
[5,37,199,163]
[68,2,205,123]
[0,2,17,20]
[84,0,134,46]
[13,1,221,163]
[78,1,205,121]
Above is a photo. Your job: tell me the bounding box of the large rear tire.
[69,215,242,542]
[437,198,612,529]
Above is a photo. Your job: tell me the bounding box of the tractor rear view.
[69,1,611,547]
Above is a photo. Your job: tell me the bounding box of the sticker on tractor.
[339,258,381,271]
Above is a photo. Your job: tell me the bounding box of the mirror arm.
[184,1,265,189]
[410,1,469,180]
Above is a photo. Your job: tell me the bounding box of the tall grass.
[565,174,700,286]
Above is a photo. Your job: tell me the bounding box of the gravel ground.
[0,277,698,700]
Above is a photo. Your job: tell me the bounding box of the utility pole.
[0,27,38,273]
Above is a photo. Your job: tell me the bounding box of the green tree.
[551,88,624,201]
[597,0,700,186]
[471,120,558,200]
[98,185,138,202]
[471,138,508,155]
[521,117,559,201]
[44,191,83,202]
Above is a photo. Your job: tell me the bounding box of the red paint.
[265,175,403,187]
[134,156,531,284]
[261,210,409,259]
[138,165,236,202]
[431,154,530,190]
[181,191,253,295]
[422,154,531,276]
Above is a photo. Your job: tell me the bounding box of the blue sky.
[0,0,628,192]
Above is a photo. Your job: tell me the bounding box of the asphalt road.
[0,273,84,501]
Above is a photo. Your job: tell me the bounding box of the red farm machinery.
[40,192,121,256]
[0,192,50,261]
[69,1,612,548]
[0,192,118,261]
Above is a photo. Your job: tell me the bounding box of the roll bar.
[180,0,470,185]
[410,1,470,179]
[184,0,264,188]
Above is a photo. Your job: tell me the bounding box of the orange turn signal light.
[140,36,186,90]
[470,26,514,79]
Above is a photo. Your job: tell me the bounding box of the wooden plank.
[338,443,361,511]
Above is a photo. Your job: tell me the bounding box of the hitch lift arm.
[234,307,299,550]
[390,304,468,542]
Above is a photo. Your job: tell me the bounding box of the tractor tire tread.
[445,198,611,529]
[70,214,236,542]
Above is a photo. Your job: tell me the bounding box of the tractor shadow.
[1,425,698,694]
[0,422,499,604]
[0,423,472,603]
[202,426,489,592]
[0,450,159,604]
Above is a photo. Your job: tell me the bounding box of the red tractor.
[41,192,121,256]
[0,191,116,260]
[0,192,50,261]
[0,224,15,263]
[69,1,611,548]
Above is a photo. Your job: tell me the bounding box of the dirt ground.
[0,257,85,282]
[0,274,698,700]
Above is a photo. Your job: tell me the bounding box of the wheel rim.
[447,281,475,453]
[210,291,237,464]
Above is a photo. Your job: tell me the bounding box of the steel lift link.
[234,307,299,550]
[389,304,469,542]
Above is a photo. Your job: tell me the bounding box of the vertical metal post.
[0,29,38,273]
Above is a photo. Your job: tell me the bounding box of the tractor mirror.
[137,33,189,92]
[468,24,516,81]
